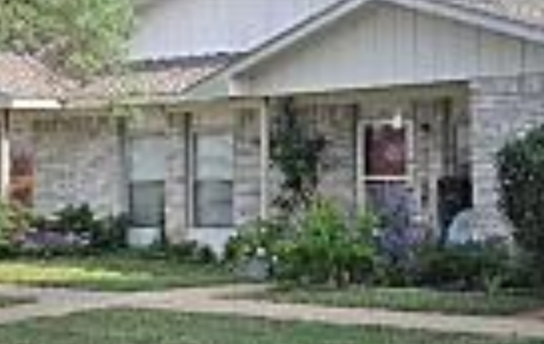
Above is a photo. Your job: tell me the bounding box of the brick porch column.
[470,73,544,237]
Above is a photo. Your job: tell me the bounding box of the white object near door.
[127,227,161,248]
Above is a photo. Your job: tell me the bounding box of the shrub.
[29,204,128,254]
[224,219,286,280]
[166,241,217,264]
[274,199,378,287]
[17,230,91,258]
[0,202,34,243]
[415,238,511,293]
[89,214,129,251]
[497,125,544,284]
[225,219,285,263]
[373,223,427,287]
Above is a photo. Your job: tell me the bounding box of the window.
[130,181,164,227]
[193,132,234,228]
[361,120,413,230]
[364,124,408,177]
[128,136,167,228]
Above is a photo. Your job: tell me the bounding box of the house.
[1,0,544,251]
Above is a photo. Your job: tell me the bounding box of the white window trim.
[189,128,236,230]
[126,134,168,229]
[356,113,415,211]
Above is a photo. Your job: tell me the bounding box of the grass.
[0,309,540,344]
[241,286,544,316]
[0,253,237,292]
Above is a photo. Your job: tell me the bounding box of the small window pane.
[194,181,233,227]
[364,125,407,176]
[130,182,165,227]
[365,181,413,231]
[130,136,168,181]
[195,133,234,180]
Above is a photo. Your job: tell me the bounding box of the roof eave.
[184,0,544,101]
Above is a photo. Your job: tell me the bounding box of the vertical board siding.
[242,3,544,96]
[130,0,341,59]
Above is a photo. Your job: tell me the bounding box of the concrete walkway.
[1,284,544,339]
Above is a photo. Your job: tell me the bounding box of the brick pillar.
[470,73,544,237]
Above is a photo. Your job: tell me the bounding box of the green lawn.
[0,253,237,292]
[241,287,544,316]
[0,309,540,344]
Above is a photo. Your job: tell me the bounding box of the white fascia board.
[9,98,63,110]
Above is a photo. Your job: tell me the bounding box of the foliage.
[224,219,287,281]
[165,241,218,265]
[373,224,427,287]
[497,124,544,284]
[89,214,129,251]
[270,99,327,217]
[274,199,379,287]
[225,219,285,264]
[415,238,511,293]
[0,202,34,243]
[0,0,134,79]
[48,204,96,235]
[27,204,128,254]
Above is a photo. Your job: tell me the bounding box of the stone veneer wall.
[25,106,263,248]
[310,104,357,215]
[33,114,125,216]
[234,109,262,226]
[470,73,544,237]
[163,113,189,244]
[267,101,357,216]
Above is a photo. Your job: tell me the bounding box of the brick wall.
[33,114,125,216]
[470,73,544,236]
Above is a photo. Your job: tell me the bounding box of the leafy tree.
[497,124,544,284]
[0,0,134,79]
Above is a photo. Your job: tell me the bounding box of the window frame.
[126,134,168,229]
[189,129,235,229]
[357,116,414,211]
[128,180,165,228]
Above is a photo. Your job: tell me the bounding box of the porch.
[261,82,472,243]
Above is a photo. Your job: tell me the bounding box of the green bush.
[497,124,544,284]
[275,199,378,287]
[416,239,511,293]
[166,241,217,264]
[34,204,128,252]
[225,219,285,263]
[0,202,34,243]
[89,214,129,251]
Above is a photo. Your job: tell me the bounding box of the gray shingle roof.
[0,53,75,99]
[72,54,236,101]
